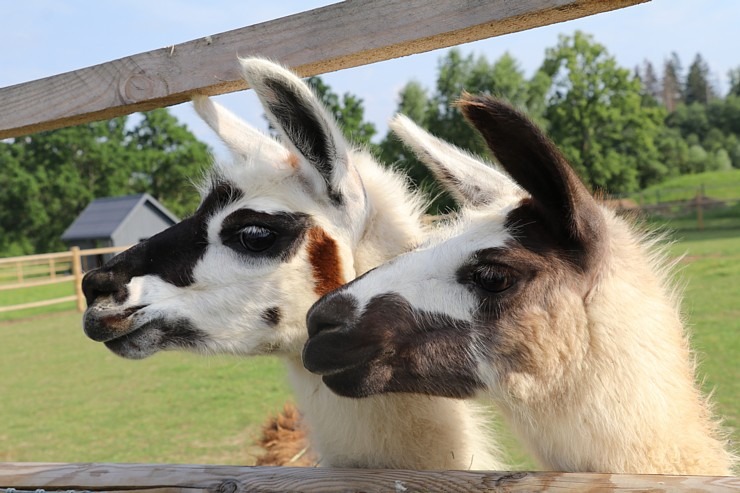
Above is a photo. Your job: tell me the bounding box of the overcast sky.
[2,1,739,157]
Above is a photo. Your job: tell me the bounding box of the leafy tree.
[684,53,716,105]
[1,109,211,256]
[379,49,549,212]
[126,109,210,218]
[306,76,377,147]
[541,32,667,193]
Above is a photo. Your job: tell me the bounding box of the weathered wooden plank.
[0,0,648,139]
[0,463,738,493]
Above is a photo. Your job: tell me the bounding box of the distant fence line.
[0,245,129,314]
[605,183,740,231]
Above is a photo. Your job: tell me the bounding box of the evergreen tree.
[662,53,683,112]
[685,53,715,105]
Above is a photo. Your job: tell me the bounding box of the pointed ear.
[192,95,287,162]
[389,114,522,209]
[239,57,349,205]
[458,94,605,269]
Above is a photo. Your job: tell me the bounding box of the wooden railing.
[0,463,737,492]
[0,246,128,314]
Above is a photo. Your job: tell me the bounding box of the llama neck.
[350,154,427,274]
[282,158,505,469]
[282,356,504,470]
[501,217,734,475]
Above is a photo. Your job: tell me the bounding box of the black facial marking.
[201,180,244,214]
[262,306,282,327]
[263,78,343,205]
[219,209,310,262]
[82,179,243,308]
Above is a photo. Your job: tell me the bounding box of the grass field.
[0,227,738,467]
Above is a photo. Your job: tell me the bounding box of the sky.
[1,1,739,158]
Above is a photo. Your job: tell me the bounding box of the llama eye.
[473,267,515,293]
[239,226,277,252]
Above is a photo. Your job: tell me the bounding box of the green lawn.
[0,228,738,467]
[633,169,740,204]
[0,313,291,464]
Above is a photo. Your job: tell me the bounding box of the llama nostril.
[306,293,359,338]
[82,268,126,307]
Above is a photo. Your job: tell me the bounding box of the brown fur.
[285,153,300,170]
[307,227,345,297]
[254,402,317,467]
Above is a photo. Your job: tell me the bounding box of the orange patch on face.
[285,153,300,169]
[307,227,345,297]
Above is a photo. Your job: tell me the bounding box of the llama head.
[82,58,373,359]
[303,94,608,402]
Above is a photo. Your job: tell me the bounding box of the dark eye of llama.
[473,264,516,293]
[219,208,311,261]
[239,225,277,252]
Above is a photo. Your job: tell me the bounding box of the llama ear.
[389,114,522,209]
[192,95,287,163]
[458,94,605,269]
[239,57,350,205]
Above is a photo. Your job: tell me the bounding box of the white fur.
[88,58,505,470]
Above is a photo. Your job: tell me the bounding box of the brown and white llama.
[303,94,737,475]
[80,58,504,470]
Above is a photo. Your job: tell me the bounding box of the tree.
[379,49,549,212]
[127,109,210,218]
[729,67,740,97]
[541,32,667,193]
[662,53,683,112]
[1,109,211,255]
[306,77,377,147]
[637,60,661,105]
[684,53,716,105]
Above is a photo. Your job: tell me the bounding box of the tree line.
[2,31,739,256]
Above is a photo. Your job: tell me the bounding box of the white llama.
[81,58,504,470]
[303,94,737,475]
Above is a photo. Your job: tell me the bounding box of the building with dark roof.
[61,193,179,270]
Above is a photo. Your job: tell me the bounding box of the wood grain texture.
[0,463,738,492]
[0,0,649,139]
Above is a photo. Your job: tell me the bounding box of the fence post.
[71,246,85,313]
[696,184,704,231]
[16,261,23,283]
[49,258,56,279]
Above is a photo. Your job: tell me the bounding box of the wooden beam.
[0,463,737,492]
[0,0,648,139]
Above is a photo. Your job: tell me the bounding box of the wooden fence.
[0,246,128,314]
[1,463,738,492]
[3,0,737,490]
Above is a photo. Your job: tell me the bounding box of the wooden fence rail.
[0,246,129,314]
[0,0,648,139]
[0,463,737,493]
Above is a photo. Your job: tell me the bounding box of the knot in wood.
[120,73,168,104]
[216,478,240,493]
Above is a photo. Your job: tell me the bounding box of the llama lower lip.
[83,305,147,342]
[104,321,161,360]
